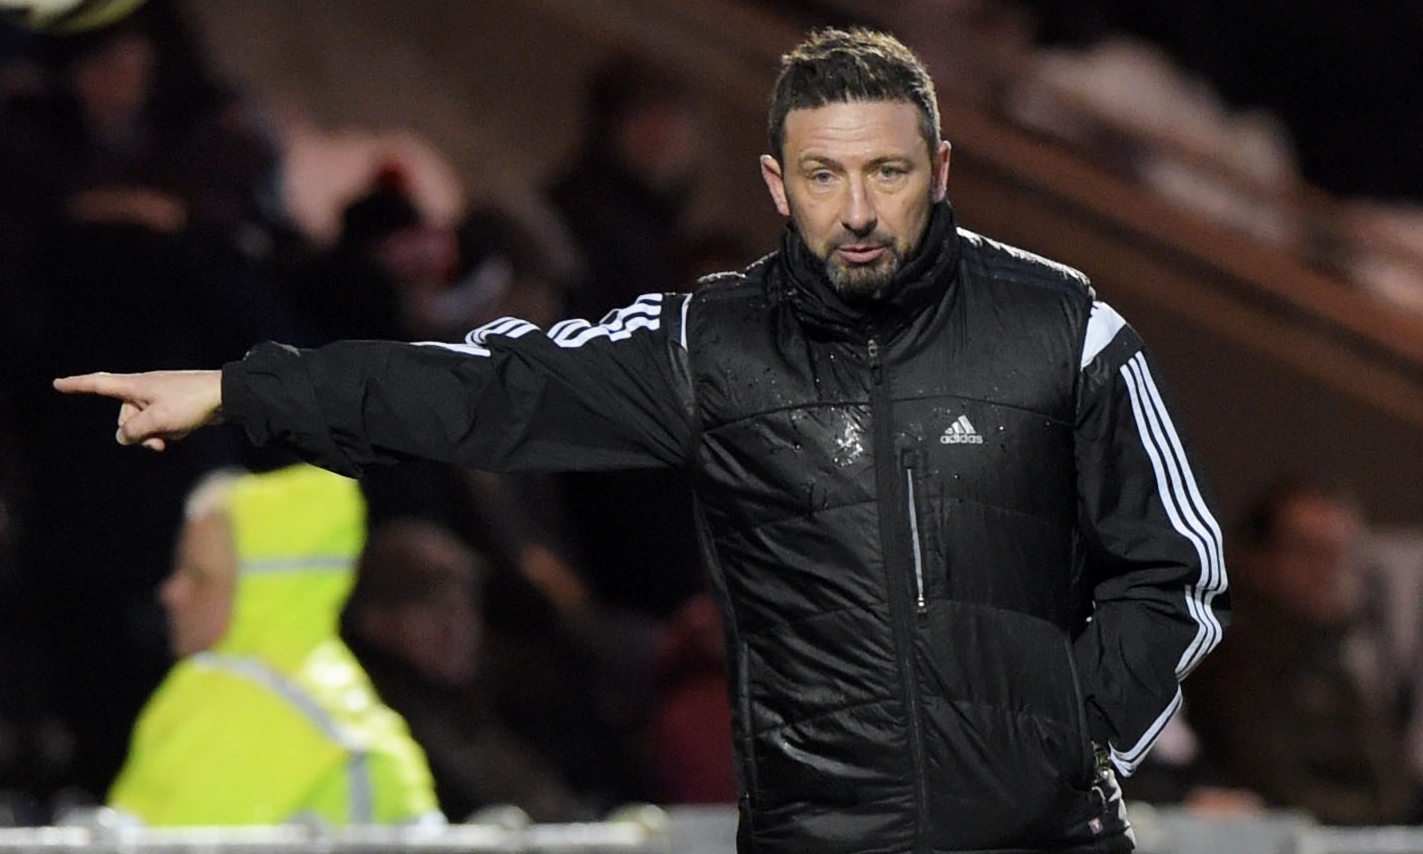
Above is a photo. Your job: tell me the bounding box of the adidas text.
[940,415,985,445]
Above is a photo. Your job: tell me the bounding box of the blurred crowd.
[0,0,745,825]
[0,0,1420,832]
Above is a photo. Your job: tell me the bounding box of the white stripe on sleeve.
[1110,352,1227,773]
[414,293,667,356]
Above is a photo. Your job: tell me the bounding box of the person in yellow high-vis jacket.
[107,463,442,826]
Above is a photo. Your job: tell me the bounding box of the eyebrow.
[797,154,915,171]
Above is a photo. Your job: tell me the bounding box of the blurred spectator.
[540,56,726,800]
[108,464,440,826]
[342,518,592,823]
[0,0,302,803]
[301,162,665,810]
[546,50,703,322]
[301,150,707,804]
[286,170,572,345]
[543,51,710,622]
[1367,525,1423,779]
[282,167,424,344]
[1184,476,1423,825]
[358,461,655,814]
[0,0,287,262]
[271,109,465,253]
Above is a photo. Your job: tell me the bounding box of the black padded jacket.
[223,202,1229,853]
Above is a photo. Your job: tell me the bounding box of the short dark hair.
[767,27,941,162]
[1237,475,1360,551]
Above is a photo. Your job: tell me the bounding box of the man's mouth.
[835,244,887,265]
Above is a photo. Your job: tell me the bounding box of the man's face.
[355,523,483,687]
[159,511,238,659]
[380,583,481,687]
[761,100,950,301]
[1256,494,1366,625]
[69,31,156,128]
[619,101,702,195]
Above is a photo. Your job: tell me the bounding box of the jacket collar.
[777,200,961,342]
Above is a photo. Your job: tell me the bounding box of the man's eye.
[809,171,835,185]
[878,165,907,179]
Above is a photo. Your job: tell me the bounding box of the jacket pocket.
[919,603,1097,841]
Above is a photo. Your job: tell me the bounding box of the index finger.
[53,372,140,400]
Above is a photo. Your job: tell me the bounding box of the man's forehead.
[784,97,921,122]
[782,100,927,155]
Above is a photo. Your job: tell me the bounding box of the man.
[1185,477,1423,825]
[547,51,709,629]
[57,28,1227,852]
[340,517,591,823]
[108,463,441,825]
[548,50,702,323]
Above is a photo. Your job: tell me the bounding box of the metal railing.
[6,805,1423,854]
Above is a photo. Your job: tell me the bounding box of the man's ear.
[760,154,791,217]
[932,140,952,202]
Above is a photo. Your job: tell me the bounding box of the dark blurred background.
[2,0,1423,830]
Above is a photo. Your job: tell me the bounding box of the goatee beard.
[825,249,903,303]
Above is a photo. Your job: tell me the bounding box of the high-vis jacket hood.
[215,463,363,668]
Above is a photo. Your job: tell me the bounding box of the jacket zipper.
[868,335,930,853]
[904,467,927,614]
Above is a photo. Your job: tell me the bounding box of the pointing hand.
[53,370,223,452]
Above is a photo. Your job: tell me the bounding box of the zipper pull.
[867,337,883,384]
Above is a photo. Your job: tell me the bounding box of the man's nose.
[841,179,877,235]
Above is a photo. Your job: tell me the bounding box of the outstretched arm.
[54,293,696,476]
[53,370,223,452]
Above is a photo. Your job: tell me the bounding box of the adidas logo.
[940,415,984,445]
